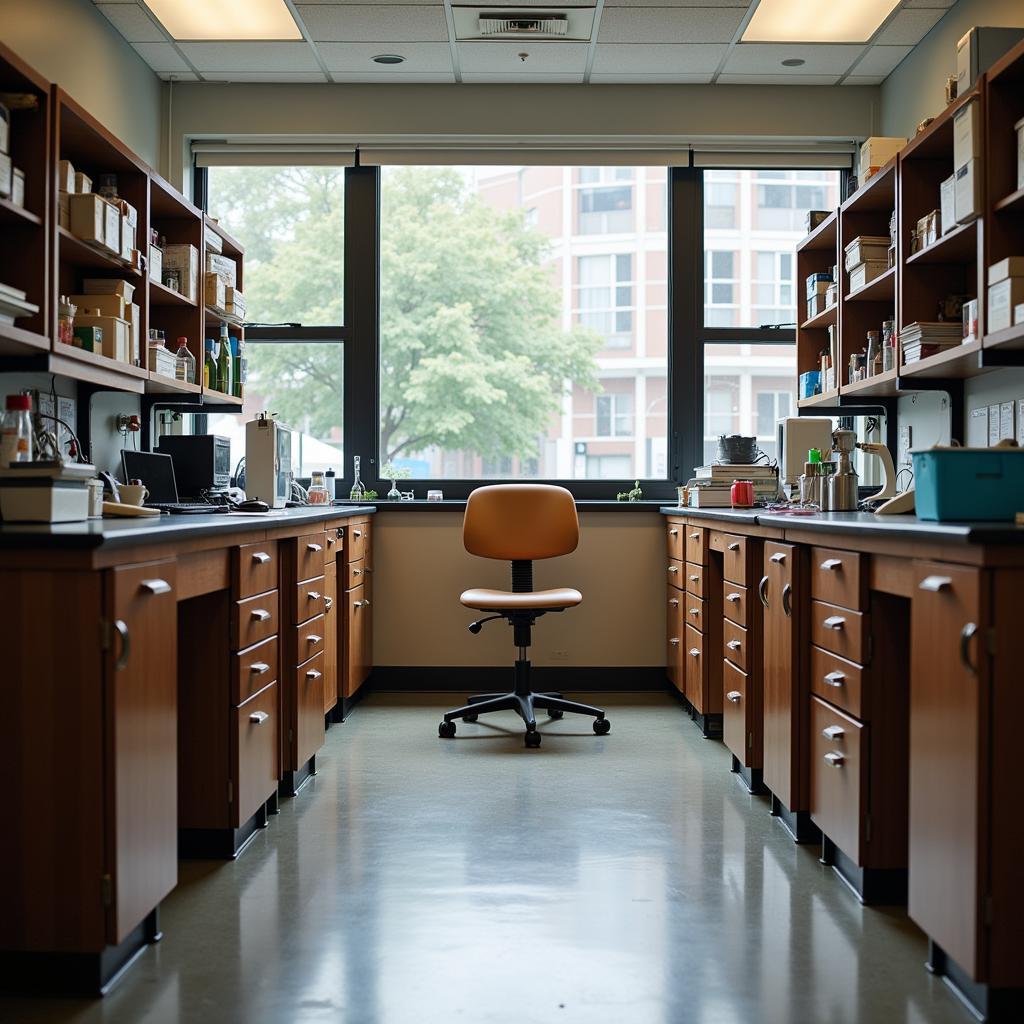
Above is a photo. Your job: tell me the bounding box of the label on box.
[940,175,956,235]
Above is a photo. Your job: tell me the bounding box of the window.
[577,167,633,234]
[751,251,794,326]
[756,387,793,441]
[704,174,738,229]
[378,165,667,481]
[705,251,738,327]
[754,170,834,233]
[586,454,632,479]
[576,254,633,348]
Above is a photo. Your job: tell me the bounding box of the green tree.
[211,165,600,465]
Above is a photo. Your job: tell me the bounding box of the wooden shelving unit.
[795,211,838,401]
[797,387,839,409]
[202,215,247,406]
[146,372,201,395]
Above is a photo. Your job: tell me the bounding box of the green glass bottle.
[217,325,232,394]
[203,338,216,390]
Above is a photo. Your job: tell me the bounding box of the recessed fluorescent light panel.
[742,0,902,44]
[144,0,302,41]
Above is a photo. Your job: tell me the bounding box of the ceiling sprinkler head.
[518,52,529,62]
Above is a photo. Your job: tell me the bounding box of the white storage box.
[940,175,956,234]
[954,99,982,168]
[988,277,1024,333]
[163,244,199,301]
[149,343,177,378]
[844,236,890,272]
[990,257,1024,284]
[848,260,889,293]
[0,485,89,523]
[859,137,904,176]
[957,27,1024,95]
[1017,116,1024,191]
[954,160,981,223]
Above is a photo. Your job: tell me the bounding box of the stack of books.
[901,321,964,364]
[0,282,39,326]
[686,464,779,508]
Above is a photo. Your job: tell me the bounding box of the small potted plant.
[381,461,412,500]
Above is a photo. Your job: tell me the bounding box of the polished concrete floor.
[4,692,972,1024]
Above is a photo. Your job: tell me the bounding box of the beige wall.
[880,0,1024,137]
[372,510,665,667]
[3,0,162,167]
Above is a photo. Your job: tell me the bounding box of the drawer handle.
[823,671,845,688]
[823,751,845,768]
[770,552,786,564]
[726,690,741,703]
[250,662,270,675]
[822,725,845,740]
[726,592,741,604]
[140,578,172,595]
[726,639,742,651]
[669,598,680,607]
[960,622,978,674]
[820,558,843,572]
[251,609,272,622]
[782,583,792,617]
[758,575,769,608]
[689,532,700,540]
[689,607,700,617]
[306,669,322,681]
[688,648,700,658]
[307,634,323,645]
[668,565,679,574]
[352,568,363,577]
[669,529,678,536]
[308,591,322,601]
[307,542,323,553]
[669,637,680,646]
[113,619,130,671]
[249,710,269,725]
[919,575,952,592]
[689,574,700,583]
[727,542,740,552]
[251,552,271,564]
[823,615,845,631]
[324,596,333,612]
[355,599,369,609]
[353,530,363,538]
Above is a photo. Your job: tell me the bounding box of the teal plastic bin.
[913,448,1024,521]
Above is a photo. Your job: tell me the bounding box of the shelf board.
[204,215,245,259]
[845,266,896,303]
[203,387,243,407]
[905,219,977,266]
[901,339,990,380]
[842,160,896,215]
[0,321,50,356]
[984,322,1024,351]
[796,211,838,253]
[149,278,197,308]
[147,372,201,395]
[58,227,141,277]
[205,306,244,328]
[994,187,1024,214]
[51,343,146,392]
[0,197,42,227]
[900,86,981,162]
[801,304,838,330]
[797,388,840,409]
[840,368,906,398]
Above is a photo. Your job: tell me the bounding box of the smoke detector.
[453,7,595,41]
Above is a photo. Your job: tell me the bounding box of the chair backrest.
[463,484,579,561]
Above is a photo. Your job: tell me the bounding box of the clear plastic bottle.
[349,455,365,500]
[1,393,34,467]
[174,337,196,383]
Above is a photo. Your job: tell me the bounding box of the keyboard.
[148,502,229,515]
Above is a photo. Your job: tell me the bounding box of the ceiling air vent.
[478,14,569,38]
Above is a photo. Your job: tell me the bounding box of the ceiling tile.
[874,8,945,45]
[843,75,885,85]
[902,0,954,8]
[599,9,745,44]
[330,72,457,82]
[96,3,166,43]
[457,41,589,73]
[130,42,191,73]
[592,43,728,74]
[589,72,713,83]
[318,41,453,73]
[604,0,750,6]
[723,43,862,75]
[849,44,912,77]
[717,73,841,85]
[178,42,319,72]
[453,0,595,5]
[460,73,585,83]
[295,5,449,42]
[200,72,329,82]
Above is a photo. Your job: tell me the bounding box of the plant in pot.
[381,461,412,500]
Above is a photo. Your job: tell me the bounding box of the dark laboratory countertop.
[660,506,1024,545]
[0,504,376,551]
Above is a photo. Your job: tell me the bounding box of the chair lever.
[468,614,504,635]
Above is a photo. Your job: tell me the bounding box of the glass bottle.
[1,393,34,467]
[349,455,365,500]
[59,296,76,346]
[203,338,216,389]
[308,471,329,505]
[174,337,196,383]
[230,336,242,398]
[217,325,232,394]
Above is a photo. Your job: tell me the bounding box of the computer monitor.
[121,451,179,504]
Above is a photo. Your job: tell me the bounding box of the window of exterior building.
[596,391,634,437]
[586,454,632,479]
[577,253,633,348]
[577,167,633,234]
[705,250,738,327]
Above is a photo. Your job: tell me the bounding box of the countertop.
[366,499,667,512]
[660,506,1024,544]
[0,504,376,550]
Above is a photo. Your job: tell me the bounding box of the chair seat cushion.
[460,587,582,611]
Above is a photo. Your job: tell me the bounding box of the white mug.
[120,482,150,506]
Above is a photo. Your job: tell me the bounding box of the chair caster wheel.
[439,721,456,738]
[464,714,478,723]
[593,718,611,735]
[548,710,564,720]
[525,731,542,748]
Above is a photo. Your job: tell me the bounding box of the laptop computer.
[121,450,228,515]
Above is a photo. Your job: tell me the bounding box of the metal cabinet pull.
[306,669,322,681]
[822,725,845,740]
[689,608,700,617]
[823,751,844,767]
[114,619,130,671]
[307,634,323,645]
[688,648,700,658]
[919,575,952,592]
[249,711,269,725]
[689,532,700,540]
[307,542,323,553]
[726,690,741,703]
[769,552,786,564]
[960,622,978,674]
[782,583,793,617]
[251,609,271,622]
[251,552,271,564]
[727,542,741,551]
[669,638,680,646]
[689,574,700,583]
[823,615,845,631]
[820,558,842,572]
[308,591,322,601]
[324,596,333,612]
[352,568,363,577]
[364,599,371,609]
[668,598,680,607]
[354,599,366,609]
[823,671,845,688]
[140,578,172,595]
[758,575,769,608]
[668,565,679,574]
[726,639,742,651]
[669,529,678,536]
[250,662,270,675]
[726,592,741,604]
[353,530,363,538]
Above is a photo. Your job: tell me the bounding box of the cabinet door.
[105,560,178,944]
[294,653,326,768]
[762,542,805,811]
[323,562,338,714]
[344,583,367,698]
[666,592,682,690]
[909,563,987,978]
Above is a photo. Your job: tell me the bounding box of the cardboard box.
[989,257,1024,284]
[226,287,245,319]
[1016,116,1024,192]
[940,174,956,234]
[58,190,70,229]
[163,243,198,301]
[0,152,10,198]
[859,137,905,176]
[119,215,135,263]
[957,27,1024,95]
[11,167,24,208]
[149,244,163,286]
[74,171,92,195]
[205,252,237,289]
[149,344,177,378]
[953,99,981,167]
[205,272,226,311]
[844,235,889,272]
[119,200,137,229]
[58,159,75,193]
[82,278,135,302]
[0,101,8,155]
[69,193,107,247]
[125,302,140,364]
[76,313,129,362]
[848,260,889,293]
[204,228,223,254]
[954,160,981,223]
[69,293,125,319]
[103,201,120,254]
[988,277,1024,334]
[1016,302,1024,326]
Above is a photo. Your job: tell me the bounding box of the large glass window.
[378,165,668,481]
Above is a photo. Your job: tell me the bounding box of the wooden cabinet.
[323,561,338,715]
[235,541,278,599]
[666,592,683,692]
[810,696,864,864]
[293,653,325,770]
[341,517,373,700]
[233,682,280,832]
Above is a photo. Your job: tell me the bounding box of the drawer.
[233,590,279,651]
[235,541,278,600]
[296,531,326,583]
[810,646,864,721]
[810,696,865,862]
[324,528,342,565]
[292,576,326,625]
[685,562,704,598]
[294,613,326,663]
[294,652,326,769]
[723,619,748,672]
[723,584,749,627]
[721,534,748,585]
[685,527,707,566]
[666,522,684,561]
[347,521,370,564]
[683,594,705,633]
[684,624,704,709]
[722,659,749,765]
[667,558,684,590]
[233,681,279,828]
[811,546,867,610]
[234,635,278,705]
[666,595,683,692]
[346,558,367,592]
[811,600,867,663]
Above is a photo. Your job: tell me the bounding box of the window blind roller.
[192,140,356,167]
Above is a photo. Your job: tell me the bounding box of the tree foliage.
[211,165,600,464]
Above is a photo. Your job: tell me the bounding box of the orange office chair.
[438,483,610,748]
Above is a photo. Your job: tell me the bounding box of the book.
[694,464,777,480]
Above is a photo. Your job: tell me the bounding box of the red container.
[731,480,754,508]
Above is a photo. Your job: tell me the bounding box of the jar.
[59,295,76,346]
[1,393,33,467]
[308,471,330,505]
[163,268,181,293]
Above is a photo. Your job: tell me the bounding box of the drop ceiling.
[95,0,955,85]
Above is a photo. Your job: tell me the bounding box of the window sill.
[332,499,668,512]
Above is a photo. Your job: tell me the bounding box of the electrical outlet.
[899,425,913,466]
[550,650,570,662]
